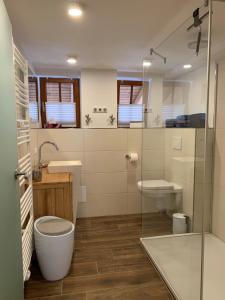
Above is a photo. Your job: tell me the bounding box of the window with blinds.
[28,78,39,124]
[40,78,80,128]
[117,80,143,127]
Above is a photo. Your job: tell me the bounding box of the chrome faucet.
[38,141,59,168]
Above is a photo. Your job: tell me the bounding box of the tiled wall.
[31,128,196,218]
[193,128,213,233]
[213,61,225,241]
[31,129,144,217]
[164,128,196,219]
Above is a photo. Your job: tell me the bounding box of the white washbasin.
[48,161,82,169]
[48,161,82,224]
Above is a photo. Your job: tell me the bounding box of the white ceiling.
[4,0,198,76]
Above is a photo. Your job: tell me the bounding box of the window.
[40,78,80,128]
[28,77,39,124]
[117,80,143,127]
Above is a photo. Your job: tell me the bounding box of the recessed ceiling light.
[68,3,83,17]
[143,60,152,67]
[183,64,192,69]
[67,57,77,64]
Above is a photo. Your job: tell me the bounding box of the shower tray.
[141,233,225,300]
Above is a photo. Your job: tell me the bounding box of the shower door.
[140,1,213,299]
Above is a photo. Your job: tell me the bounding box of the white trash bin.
[173,213,188,234]
[34,216,74,281]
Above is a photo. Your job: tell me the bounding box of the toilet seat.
[138,180,182,193]
[138,180,174,191]
[37,218,73,236]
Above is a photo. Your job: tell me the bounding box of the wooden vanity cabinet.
[33,170,73,222]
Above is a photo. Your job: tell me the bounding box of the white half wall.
[31,128,196,219]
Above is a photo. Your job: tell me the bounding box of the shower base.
[141,233,225,300]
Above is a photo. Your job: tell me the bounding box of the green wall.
[0,0,24,299]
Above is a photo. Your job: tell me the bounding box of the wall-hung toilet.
[34,216,74,281]
[137,180,183,212]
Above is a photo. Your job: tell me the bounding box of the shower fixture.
[187,8,209,56]
[187,40,208,50]
[150,48,167,64]
[205,0,225,5]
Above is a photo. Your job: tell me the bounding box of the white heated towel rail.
[13,45,34,282]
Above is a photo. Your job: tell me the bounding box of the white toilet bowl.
[34,216,74,281]
[137,180,182,211]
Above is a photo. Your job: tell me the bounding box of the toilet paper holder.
[125,154,131,160]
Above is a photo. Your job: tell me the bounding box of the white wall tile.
[127,129,142,152]
[30,129,38,167]
[127,171,140,193]
[214,130,225,187]
[37,129,84,152]
[164,128,196,219]
[85,172,127,194]
[85,151,127,173]
[217,62,225,102]
[143,128,165,150]
[142,170,164,180]
[212,185,225,242]
[142,150,164,172]
[216,98,225,129]
[127,193,141,214]
[84,129,127,151]
[212,61,225,240]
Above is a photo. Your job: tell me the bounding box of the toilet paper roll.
[129,153,138,163]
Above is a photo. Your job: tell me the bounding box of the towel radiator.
[13,45,34,282]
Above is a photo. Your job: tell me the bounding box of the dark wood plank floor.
[25,213,174,300]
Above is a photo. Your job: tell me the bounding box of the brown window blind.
[117,80,143,127]
[119,85,132,104]
[46,82,60,102]
[28,77,39,123]
[40,78,80,128]
[61,83,73,102]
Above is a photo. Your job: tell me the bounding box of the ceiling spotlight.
[183,64,192,69]
[67,57,77,64]
[143,60,152,67]
[68,3,83,17]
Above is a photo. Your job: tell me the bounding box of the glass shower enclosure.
[139,1,217,299]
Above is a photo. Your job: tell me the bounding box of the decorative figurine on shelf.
[108,114,116,126]
[85,114,92,125]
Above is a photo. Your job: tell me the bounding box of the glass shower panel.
[201,1,225,299]
[140,2,212,300]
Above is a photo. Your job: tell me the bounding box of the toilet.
[137,180,182,211]
[34,216,74,281]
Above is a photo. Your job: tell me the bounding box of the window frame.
[28,76,39,125]
[117,80,143,127]
[117,80,143,105]
[40,77,81,128]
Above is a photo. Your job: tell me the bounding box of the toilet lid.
[37,218,73,236]
[138,180,174,190]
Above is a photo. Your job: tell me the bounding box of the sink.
[48,161,82,169]
[48,160,82,224]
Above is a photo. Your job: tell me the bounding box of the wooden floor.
[25,213,174,300]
